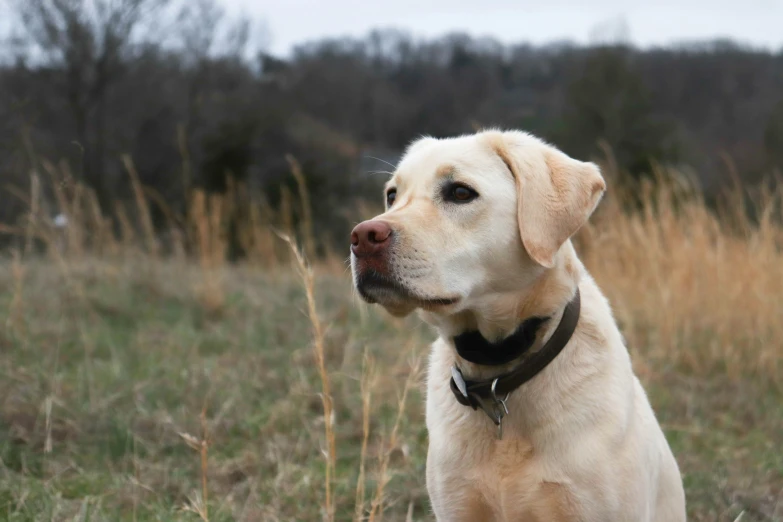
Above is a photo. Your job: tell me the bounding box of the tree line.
[1,0,782,248]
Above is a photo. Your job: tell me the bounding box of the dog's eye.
[386,189,397,207]
[445,183,478,203]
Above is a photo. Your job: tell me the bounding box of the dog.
[349,129,686,521]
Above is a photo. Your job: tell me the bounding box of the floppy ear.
[489,132,606,268]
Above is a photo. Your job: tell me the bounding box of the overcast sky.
[222,0,783,57]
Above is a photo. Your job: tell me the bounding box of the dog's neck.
[423,243,582,380]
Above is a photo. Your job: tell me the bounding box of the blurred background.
[1,0,782,253]
[1,1,782,521]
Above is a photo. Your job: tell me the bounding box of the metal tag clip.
[491,378,510,440]
[471,378,510,440]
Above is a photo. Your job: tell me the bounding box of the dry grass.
[279,233,337,521]
[354,351,375,522]
[0,158,781,521]
[582,172,783,382]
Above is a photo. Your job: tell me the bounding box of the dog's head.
[350,130,605,318]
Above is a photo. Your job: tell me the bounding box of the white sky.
[222,0,783,57]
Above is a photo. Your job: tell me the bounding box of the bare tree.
[176,0,224,64]
[13,0,170,207]
[176,0,262,63]
[174,0,263,196]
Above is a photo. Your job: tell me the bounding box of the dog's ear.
[488,131,606,268]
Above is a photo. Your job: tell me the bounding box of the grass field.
[1,167,782,521]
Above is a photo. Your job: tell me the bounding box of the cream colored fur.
[351,129,686,521]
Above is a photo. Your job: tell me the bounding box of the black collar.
[454,315,549,366]
[449,288,581,431]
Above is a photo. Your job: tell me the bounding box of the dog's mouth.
[355,269,459,310]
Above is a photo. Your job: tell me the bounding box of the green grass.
[0,259,780,521]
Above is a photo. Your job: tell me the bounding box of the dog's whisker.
[362,170,393,177]
[364,155,397,170]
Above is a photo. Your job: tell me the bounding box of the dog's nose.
[351,220,392,257]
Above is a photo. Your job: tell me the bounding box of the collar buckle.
[451,367,510,439]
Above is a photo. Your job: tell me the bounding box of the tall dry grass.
[280,233,338,522]
[578,170,783,382]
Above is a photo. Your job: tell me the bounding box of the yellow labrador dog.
[350,130,685,521]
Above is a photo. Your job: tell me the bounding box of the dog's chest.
[483,440,576,521]
[430,436,578,522]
